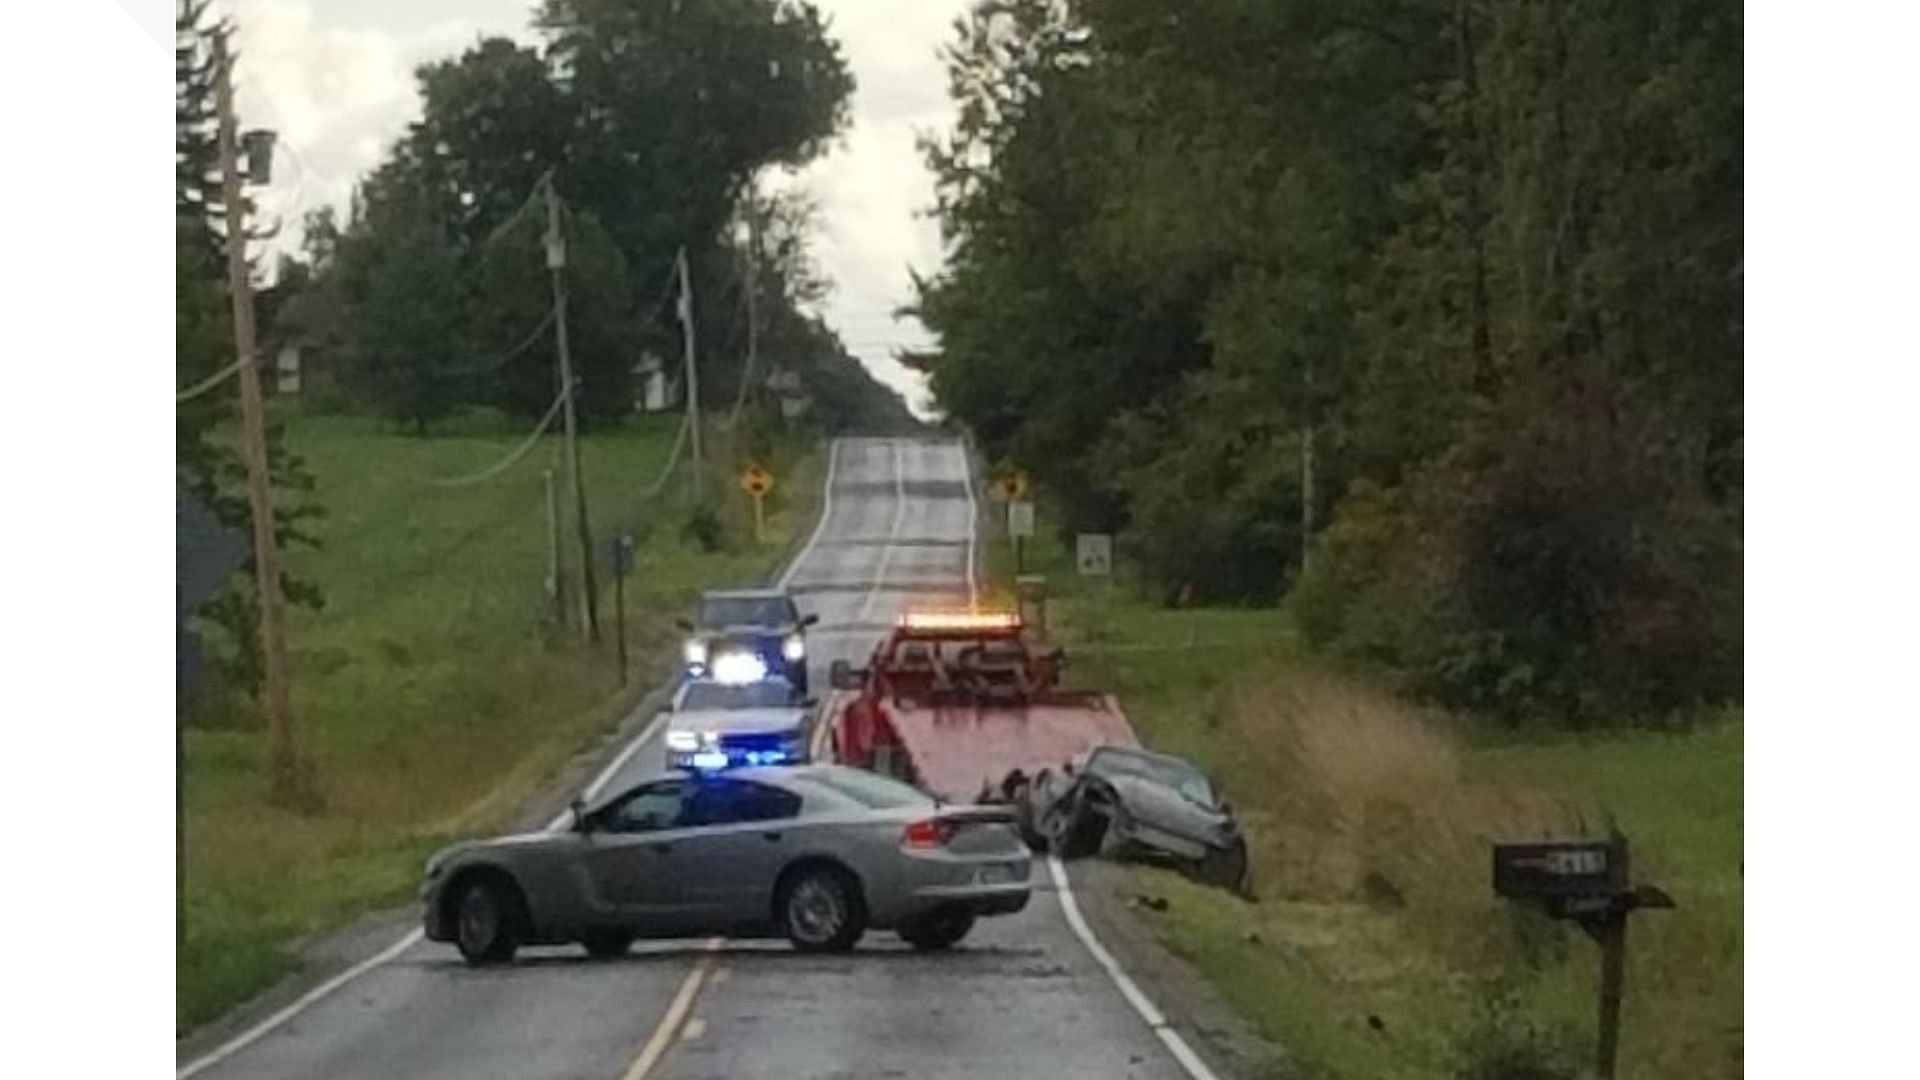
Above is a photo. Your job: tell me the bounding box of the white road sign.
[1076,533,1112,576]
[1008,500,1035,538]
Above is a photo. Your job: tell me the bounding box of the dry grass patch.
[1113,657,1739,1080]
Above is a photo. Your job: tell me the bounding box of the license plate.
[972,862,1022,886]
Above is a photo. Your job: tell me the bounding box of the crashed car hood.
[670,707,808,736]
[1104,775,1233,848]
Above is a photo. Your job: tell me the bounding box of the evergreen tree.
[175,0,324,710]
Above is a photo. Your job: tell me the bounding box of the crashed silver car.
[1010,746,1249,893]
[422,765,1031,964]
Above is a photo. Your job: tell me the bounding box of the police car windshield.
[682,681,796,710]
[701,596,794,627]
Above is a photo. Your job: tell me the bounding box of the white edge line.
[181,438,848,1079]
[178,705,674,1080]
[176,929,424,1079]
[957,441,979,605]
[776,438,840,590]
[1047,855,1223,1080]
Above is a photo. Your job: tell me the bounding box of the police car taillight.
[902,819,957,849]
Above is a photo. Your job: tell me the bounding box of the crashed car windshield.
[1088,748,1215,808]
[702,595,796,627]
[680,680,798,710]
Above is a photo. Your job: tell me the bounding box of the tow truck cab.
[823,611,1137,800]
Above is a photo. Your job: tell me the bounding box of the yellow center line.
[618,939,723,1080]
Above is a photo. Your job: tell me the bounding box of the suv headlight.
[683,639,708,666]
[782,633,806,662]
[667,730,701,752]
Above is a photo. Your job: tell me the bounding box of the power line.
[176,353,252,404]
[446,307,557,377]
[640,411,692,500]
[425,386,568,488]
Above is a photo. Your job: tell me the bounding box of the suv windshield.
[1088,750,1215,808]
[701,595,795,628]
[681,681,797,710]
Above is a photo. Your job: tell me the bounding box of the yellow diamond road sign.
[997,469,1028,502]
[741,464,774,497]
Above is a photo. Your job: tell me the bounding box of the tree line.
[915,0,1740,724]
[178,0,919,703]
[301,0,914,436]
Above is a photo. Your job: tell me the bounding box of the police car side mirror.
[800,613,820,628]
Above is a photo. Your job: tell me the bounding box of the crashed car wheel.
[1197,839,1250,892]
[1052,798,1107,860]
[898,909,975,951]
[779,864,866,953]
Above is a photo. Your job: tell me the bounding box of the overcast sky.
[219,0,967,415]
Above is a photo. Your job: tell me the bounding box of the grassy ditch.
[994,526,1741,1079]
[179,410,820,1034]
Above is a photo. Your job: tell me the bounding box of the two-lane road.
[180,438,1210,1080]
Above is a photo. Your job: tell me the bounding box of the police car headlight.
[682,639,708,667]
[782,633,806,662]
[667,730,700,752]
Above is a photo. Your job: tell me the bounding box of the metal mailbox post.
[1491,832,1674,1079]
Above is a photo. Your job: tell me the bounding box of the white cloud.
[786,0,972,415]
[225,0,527,256]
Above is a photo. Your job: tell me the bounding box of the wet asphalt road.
[182,438,1194,1080]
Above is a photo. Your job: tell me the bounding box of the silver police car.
[422,765,1032,963]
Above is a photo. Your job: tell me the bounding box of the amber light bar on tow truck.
[896,611,1022,632]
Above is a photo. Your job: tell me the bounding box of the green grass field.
[179,409,820,1034]
[993,525,1742,1079]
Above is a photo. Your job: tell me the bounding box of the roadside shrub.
[681,503,724,553]
[1450,994,1583,1080]
[1295,393,1741,726]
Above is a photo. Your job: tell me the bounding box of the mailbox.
[1492,840,1624,901]
[1490,832,1672,1080]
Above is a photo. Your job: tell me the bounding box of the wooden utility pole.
[545,177,599,640]
[677,248,703,500]
[543,467,564,626]
[214,31,315,808]
[1300,358,1316,575]
[732,201,760,427]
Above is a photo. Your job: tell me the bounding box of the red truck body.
[825,613,1140,801]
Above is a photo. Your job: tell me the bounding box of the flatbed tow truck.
[824,611,1140,803]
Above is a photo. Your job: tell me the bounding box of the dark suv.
[679,588,818,693]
